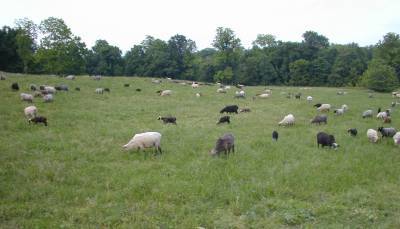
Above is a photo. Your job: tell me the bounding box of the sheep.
[393,132,400,145]
[347,128,358,136]
[220,105,239,114]
[20,93,33,102]
[376,112,388,119]
[368,93,374,98]
[0,75,6,80]
[334,108,345,116]
[124,83,130,87]
[33,91,43,97]
[159,90,172,96]
[239,108,251,113]
[43,94,54,103]
[95,88,104,94]
[158,116,177,125]
[317,132,339,149]
[367,129,379,143]
[122,132,162,154]
[104,88,110,92]
[30,84,37,91]
[341,104,348,112]
[383,116,391,123]
[313,103,322,108]
[272,131,278,141]
[209,133,235,156]
[93,75,101,80]
[295,93,301,99]
[317,104,331,112]
[234,90,245,98]
[136,88,142,92]
[24,106,37,119]
[254,93,270,99]
[236,84,245,89]
[11,82,19,91]
[151,79,161,84]
[66,75,75,80]
[217,88,227,93]
[29,116,47,126]
[306,96,313,103]
[378,127,397,138]
[337,91,344,95]
[75,87,80,91]
[217,116,230,124]
[278,114,295,126]
[191,82,199,88]
[362,110,373,118]
[195,93,202,98]
[311,114,327,125]
[44,86,56,94]
[224,86,231,90]
[264,89,272,94]
[55,85,68,91]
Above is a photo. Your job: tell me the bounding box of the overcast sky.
[1,0,399,53]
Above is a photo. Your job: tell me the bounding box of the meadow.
[0,74,399,228]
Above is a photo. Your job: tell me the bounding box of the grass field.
[1,74,400,228]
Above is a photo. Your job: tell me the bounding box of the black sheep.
[210,133,235,156]
[311,115,327,125]
[124,84,130,87]
[378,127,396,138]
[136,88,142,92]
[75,87,80,91]
[11,82,19,91]
[317,132,338,148]
[217,116,230,124]
[347,128,358,136]
[104,88,110,92]
[313,103,322,108]
[220,105,239,114]
[29,116,47,126]
[272,130,278,141]
[158,116,177,124]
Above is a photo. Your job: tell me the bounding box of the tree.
[86,40,123,76]
[252,34,277,48]
[0,26,23,72]
[14,18,38,73]
[302,31,329,60]
[166,34,196,79]
[214,66,233,83]
[124,45,145,76]
[374,32,400,80]
[289,59,310,86]
[361,58,399,92]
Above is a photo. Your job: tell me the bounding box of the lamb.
[367,129,379,143]
[311,114,327,125]
[334,108,345,115]
[217,88,227,93]
[122,132,162,154]
[378,127,397,138]
[220,105,239,114]
[347,128,358,136]
[209,133,235,156]
[20,93,33,102]
[393,132,400,145]
[362,110,373,118]
[24,106,37,119]
[159,90,172,96]
[278,114,295,126]
[306,96,313,103]
[158,116,177,125]
[29,116,47,126]
[95,88,104,94]
[317,104,331,112]
[217,116,230,124]
[43,94,54,103]
[239,108,251,113]
[317,132,339,149]
[11,82,19,91]
[272,131,278,141]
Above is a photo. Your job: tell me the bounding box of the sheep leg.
[232,145,235,153]
[158,146,162,154]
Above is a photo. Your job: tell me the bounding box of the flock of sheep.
[6,74,400,157]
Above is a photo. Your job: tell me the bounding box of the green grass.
[1,74,400,228]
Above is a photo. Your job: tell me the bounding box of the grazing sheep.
[158,116,177,125]
[272,131,278,141]
[337,91,344,95]
[122,132,162,154]
[224,86,231,90]
[217,116,230,124]
[30,84,37,91]
[20,93,33,102]
[43,94,54,103]
[209,133,235,156]
[341,104,348,112]
[136,88,141,92]
[234,90,245,98]
[295,93,301,99]
[383,116,391,123]
[124,83,130,87]
[317,132,338,149]
[278,114,295,126]
[220,105,239,114]
[385,109,391,116]
[196,93,202,98]
[11,82,19,91]
[191,82,199,88]
[311,114,327,125]
[306,96,313,103]
[95,88,104,94]
[29,116,47,126]
[75,87,80,91]
[264,89,272,94]
[239,108,251,113]
[391,102,396,107]
[254,93,270,99]
[317,104,331,112]
[159,90,172,96]
[217,88,227,93]
[362,110,373,118]
[376,112,388,119]
[393,132,400,145]
[93,75,101,80]
[66,75,75,80]
[236,84,245,89]
[104,88,110,92]
[151,79,161,84]
[334,108,345,116]
[367,129,379,143]
[378,127,397,138]
[33,91,43,97]
[24,106,37,119]
[347,128,358,136]
[44,86,56,94]
[55,85,68,91]
[313,103,322,108]
[0,75,6,80]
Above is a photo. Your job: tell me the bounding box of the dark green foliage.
[86,40,123,76]
[0,26,23,72]
[361,58,399,92]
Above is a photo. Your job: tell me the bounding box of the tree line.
[1,17,399,91]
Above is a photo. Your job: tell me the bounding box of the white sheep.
[317,104,331,112]
[195,93,202,98]
[66,75,75,80]
[334,108,345,115]
[362,110,373,118]
[306,96,313,102]
[160,90,172,96]
[224,86,231,90]
[20,93,33,102]
[44,86,56,94]
[278,114,295,126]
[264,89,272,94]
[217,88,226,93]
[122,132,162,153]
[393,132,400,145]
[376,112,388,119]
[43,94,54,102]
[95,88,104,94]
[255,93,270,98]
[192,82,199,88]
[367,129,379,143]
[24,106,37,119]
[341,104,348,112]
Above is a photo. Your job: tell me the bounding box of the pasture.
[1,74,400,228]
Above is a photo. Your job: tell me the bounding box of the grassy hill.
[1,74,399,228]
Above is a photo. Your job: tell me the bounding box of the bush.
[361,58,399,92]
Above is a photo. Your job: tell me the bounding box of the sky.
[1,0,399,53]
